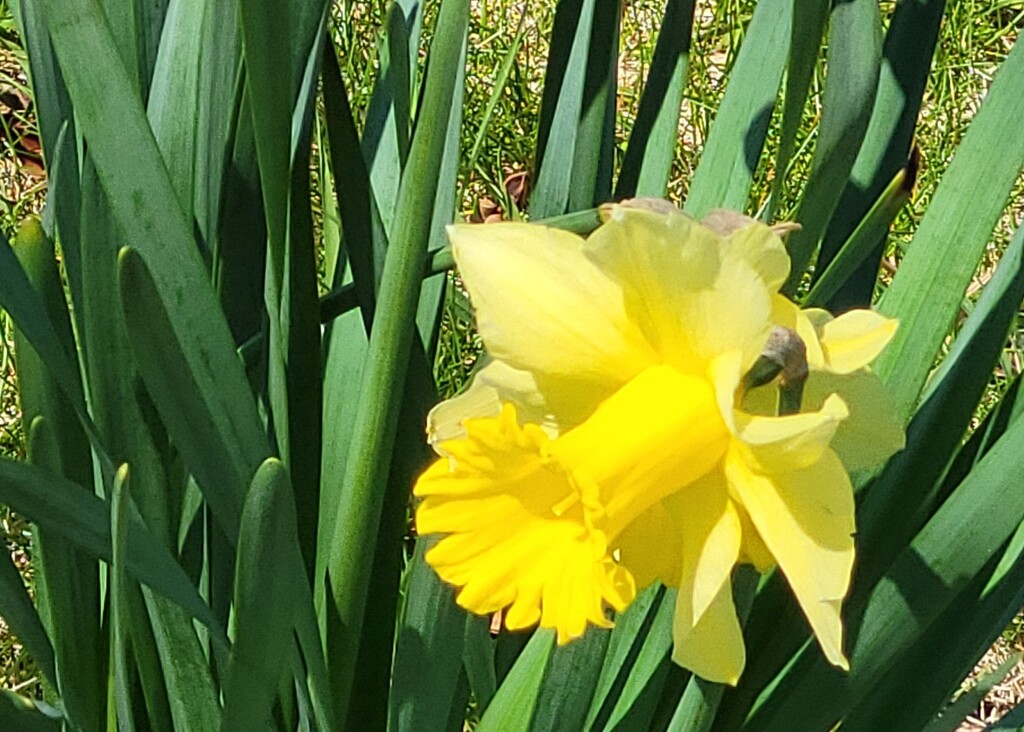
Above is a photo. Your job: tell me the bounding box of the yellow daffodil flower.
[413,203,904,684]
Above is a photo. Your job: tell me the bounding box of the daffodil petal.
[736,504,774,572]
[415,405,635,642]
[734,394,849,473]
[819,310,899,374]
[427,359,568,451]
[672,573,746,685]
[427,367,505,449]
[678,473,741,623]
[585,206,773,374]
[725,445,854,670]
[449,222,656,386]
[723,221,791,292]
[614,498,684,588]
[669,473,745,685]
[772,297,826,369]
[709,350,744,433]
[804,370,906,472]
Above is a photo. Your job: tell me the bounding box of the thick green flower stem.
[323,0,469,720]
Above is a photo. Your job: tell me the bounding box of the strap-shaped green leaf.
[9,0,73,163]
[363,0,423,232]
[41,0,269,497]
[783,0,882,290]
[11,220,103,727]
[0,691,61,732]
[732,220,1024,732]
[683,0,791,218]
[143,584,222,731]
[841,529,1024,731]
[615,0,696,199]
[768,0,828,220]
[147,0,205,217]
[464,616,498,710]
[24,421,103,729]
[858,222,1024,583]
[0,227,96,451]
[0,458,228,648]
[566,0,619,211]
[743,395,1024,730]
[321,36,386,312]
[118,247,268,539]
[222,459,306,730]
[389,540,468,731]
[238,0,327,269]
[803,156,916,308]
[0,533,55,686]
[111,465,174,732]
[874,35,1024,422]
[530,627,610,731]
[477,630,555,731]
[814,0,944,310]
[80,162,175,543]
[665,568,758,731]
[531,0,599,218]
[192,0,243,250]
[586,585,676,731]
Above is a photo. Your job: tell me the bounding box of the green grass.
[1,0,1023,714]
